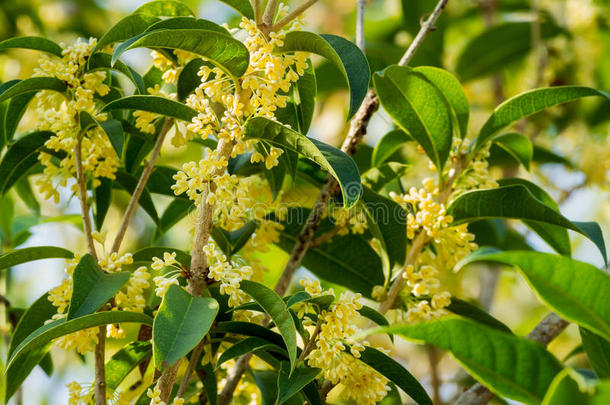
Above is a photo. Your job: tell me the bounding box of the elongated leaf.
[95,13,159,51]
[146,16,229,35]
[280,32,369,118]
[493,133,533,170]
[0,36,62,56]
[106,341,152,390]
[447,297,512,334]
[359,346,432,405]
[374,65,453,170]
[132,246,191,267]
[94,178,112,230]
[177,58,207,101]
[114,170,159,224]
[377,318,563,404]
[541,369,610,405]
[134,0,195,16]
[216,337,287,369]
[214,321,284,347]
[0,131,53,194]
[476,86,610,149]
[580,328,610,379]
[244,117,361,207]
[414,66,469,138]
[362,162,409,191]
[239,280,298,372]
[219,0,255,19]
[371,129,412,167]
[87,53,146,94]
[7,311,152,370]
[0,77,66,104]
[458,249,610,341]
[0,246,74,271]
[448,184,606,262]
[103,95,196,122]
[277,362,321,405]
[153,284,219,369]
[3,92,36,143]
[118,29,250,78]
[68,254,130,320]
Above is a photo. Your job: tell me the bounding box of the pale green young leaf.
[218,0,255,19]
[133,0,195,17]
[580,328,610,379]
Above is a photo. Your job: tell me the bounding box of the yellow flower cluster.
[330,206,368,235]
[301,279,390,405]
[204,241,252,308]
[152,251,182,297]
[67,381,93,405]
[452,146,498,197]
[33,37,119,203]
[147,386,185,405]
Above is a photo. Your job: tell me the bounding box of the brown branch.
[111,118,173,253]
[356,0,366,51]
[454,313,568,405]
[428,345,443,405]
[217,353,253,405]
[177,339,206,399]
[261,0,280,27]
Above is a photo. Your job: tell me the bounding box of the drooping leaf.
[216,337,287,369]
[376,318,563,404]
[133,0,195,17]
[0,246,74,271]
[371,129,412,167]
[103,95,197,122]
[362,162,410,191]
[447,297,512,334]
[580,328,610,379]
[0,77,66,104]
[0,36,63,56]
[95,13,160,51]
[218,0,255,19]
[68,254,130,320]
[239,280,298,372]
[374,65,453,170]
[493,133,533,170]
[279,32,370,118]
[359,346,432,405]
[153,284,219,369]
[106,341,152,390]
[277,362,321,405]
[244,117,361,207]
[475,86,610,150]
[0,131,53,194]
[457,249,610,341]
[414,66,469,138]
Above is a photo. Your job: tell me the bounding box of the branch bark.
[177,339,206,399]
[454,313,569,405]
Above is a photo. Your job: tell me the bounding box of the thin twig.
[253,0,262,24]
[356,0,366,51]
[217,353,253,405]
[262,0,280,27]
[272,0,319,32]
[454,313,568,405]
[177,339,206,399]
[111,118,173,253]
[428,345,443,405]
[94,326,107,405]
[298,318,322,362]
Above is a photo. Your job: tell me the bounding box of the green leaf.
[211,222,257,257]
[216,337,287,369]
[359,346,432,405]
[447,297,512,334]
[371,129,412,167]
[134,0,195,16]
[244,117,361,207]
[117,29,250,78]
[277,362,321,405]
[87,53,147,94]
[200,363,218,405]
[219,0,255,19]
[155,198,194,239]
[580,328,610,379]
[448,184,607,263]
[239,280,298,372]
[377,318,563,404]
[541,369,610,405]
[279,32,370,118]
[95,13,160,51]
[362,162,410,191]
[475,86,610,150]
[493,133,533,170]
[374,65,453,170]
[0,246,74,271]
[177,58,207,101]
[106,341,152,390]
[3,92,36,144]
[146,16,229,35]
[132,246,191,267]
[456,21,562,82]
[7,311,152,371]
[15,177,39,214]
[153,284,219,369]
[94,178,112,230]
[5,292,57,402]
[457,249,610,341]
[0,130,53,194]
[414,66,469,138]
[114,169,159,224]
[0,77,66,104]
[67,254,130,320]
[103,95,196,122]
[214,321,284,347]
[0,36,63,56]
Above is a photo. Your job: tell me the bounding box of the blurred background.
[0,0,609,403]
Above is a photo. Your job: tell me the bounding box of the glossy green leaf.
[114,170,159,224]
[87,53,146,94]
[0,246,74,271]
[447,297,512,334]
[374,65,453,170]
[211,222,257,257]
[153,284,219,369]
[475,86,609,150]
[0,131,53,194]
[414,66,469,138]
[377,318,563,404]
[68,254,130,320]
[362,162,410,191]
[0,36,62,56]
[95,13,159,50]
[106,341,152,390]
[457,249,610,341]
[359,346,432,405]
[219,0,255,19]
[239,280,298,372]
[216,337,287,369]
[580,328,610,379]
[103,95,196,122]
[448,184,607,263]
[177,58,208,101]
[541,369,610,405]
[277,362,321,405]
[117,29,250,78]
[214,321,285,347]
[0,77,66,104]
[94,178,112,230]
[371,129,412,167]
[3,91,36,143]
[133,0,195,16]
[493,133,533,170]
[280,32,369,118]
[146,16,229,35]
[244,117,361,207]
